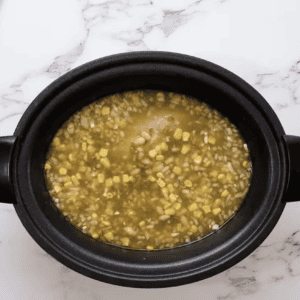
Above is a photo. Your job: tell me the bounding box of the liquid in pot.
[44,90,252,250]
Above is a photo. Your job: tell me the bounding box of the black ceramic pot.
[1,51,300,288]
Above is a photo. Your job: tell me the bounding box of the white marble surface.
[1,0,300,298]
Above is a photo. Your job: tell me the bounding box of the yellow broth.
[44,91,252,250]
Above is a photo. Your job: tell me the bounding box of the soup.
[44,91,252,250]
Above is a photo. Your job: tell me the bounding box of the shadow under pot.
[1,51,300,288]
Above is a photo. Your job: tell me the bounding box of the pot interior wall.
[23,63,276,270]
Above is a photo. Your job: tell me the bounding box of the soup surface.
[44,91,252,250]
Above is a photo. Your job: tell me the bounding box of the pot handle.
[282,135,300,202]
[0,136,17,204]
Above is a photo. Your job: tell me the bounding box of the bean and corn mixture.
[44,91,252,250]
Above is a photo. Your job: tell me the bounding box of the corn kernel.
[181,144,191,154]
[82,142,87,151]
[157,178,166,188]
[173,203,181,210]
[202,205,211,214]
[113,176,120,184]
[71,175,79,185]
[154,144,161,154]
[182,132,191,142]
[45,163,51,170]
[213,208,222,215]
[184,180,192,187]
[194,156,202,164]
[243,161,250,168]
[123,174,130,183]
[102,106,110,115]
[100,157,110,168]
[99,148,108,157]
[92,213,98,219]
[141,131,151,140]
[56,144,66,151]
[129,176,134,182]
[165,157,174,164]
[208,136,216,144]
[156,155,164,161]
[174,128,182,140]
[53,137,60,146]
[191,225,198,233]
[214,199,223,207]
[188,203,198,211]
[146,246,154,250]
[169,193,178,202]
[102,219,111,226]
[76,173,81,179]
[160,142,168,151]
[217,174,225,181]
[105,178,113,187]
[121,237,130,246]
[139,221,145,227]
[193,210,203,218]
[165,208,175,215]
[59,168,67,175]
[160,215,172,223]
[98,173,105,183]
[221,189,229,197]
[134,136,145,145]
[92,233,99,239]
[149,149,157,158]
[162,186,169,195]
[167,184,175,193]
[54,185,61,193]
[157,172,164,178]
[104,232,114,241]
[64,181,73,188]
[148,175,156,182]
[173,166,181,175]
[107,193,113,198]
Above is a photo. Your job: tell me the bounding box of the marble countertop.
[1,0,300,298]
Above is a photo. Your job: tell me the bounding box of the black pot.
[1,51,300,288]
